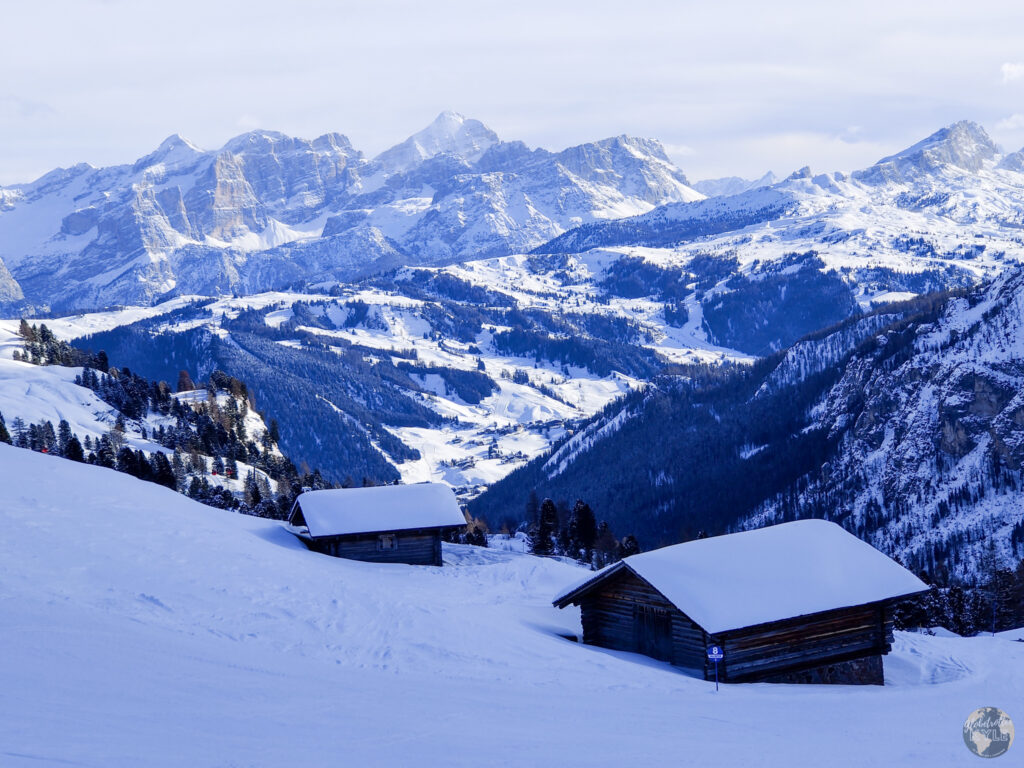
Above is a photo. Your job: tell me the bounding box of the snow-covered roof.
[290,483,466,538]
[554,520,928,634]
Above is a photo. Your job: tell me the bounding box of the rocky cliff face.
[744,270,1024,581]
[0,113,701,313]
[852,120,1001,183]
[0,256,24,306]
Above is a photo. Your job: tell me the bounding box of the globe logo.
[963,708,1014,758]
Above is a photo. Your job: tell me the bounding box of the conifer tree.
[151,452,176,490]
[57,419,73,456]
[569,499,597,561]
[244,470,262,506]
[116,447,139,476]
[525,489,540,524]
[593,521,619,568]
[11,417,28,448]
[95,435,117,468]
[172,450,187,490]
[617,535,641,559]
[0,412,10,445]
[531,498,559,556]
[64,436,85,463]
[177,370,195,393]
[38,420,57,453]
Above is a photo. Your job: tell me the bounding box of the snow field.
[1,444,1021,767]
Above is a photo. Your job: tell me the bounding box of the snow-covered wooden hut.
[286,484,467,566]
[553,520,928,684]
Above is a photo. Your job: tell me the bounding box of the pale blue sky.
[2,0,1024,185]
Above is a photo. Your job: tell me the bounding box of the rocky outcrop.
[0,257,23,303]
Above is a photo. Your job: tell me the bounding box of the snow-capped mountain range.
[0,112,700,313]
[691,171,778,198]
[537,121,1024,319]
[4,118,1023,360]
[6,117,1024,558]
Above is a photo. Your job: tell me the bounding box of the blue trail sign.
[707,645,724,691]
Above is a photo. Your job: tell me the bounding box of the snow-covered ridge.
[534,121,1024,329]
[757,311,903,396]
[543,400,639,479]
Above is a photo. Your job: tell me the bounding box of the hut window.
[377,534,397,551]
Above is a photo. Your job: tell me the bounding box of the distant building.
[286,483,467,566]
[553,520,928,684]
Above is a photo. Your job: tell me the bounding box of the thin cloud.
[1001,62,1024,83]
[663,143,696,158]
[996,114,1024,131]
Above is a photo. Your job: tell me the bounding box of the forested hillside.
[2,320,331,517]
[471,272,1024,606]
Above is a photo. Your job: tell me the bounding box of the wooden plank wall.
[307,530,442,566]
[579,570,705,671]
[576,568,898,684]
[714,604,895,683]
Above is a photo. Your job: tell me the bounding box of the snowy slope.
[1,444,1021,767]
[0,320,167,452]
[0,319,281,498]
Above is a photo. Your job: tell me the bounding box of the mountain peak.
[222,130,295,155]
[372,111,499,173]
[856,120,999,183]
[157,133,201,153]
[132,133,204,172]
[692,171,778,198]
[998,147,1024,173]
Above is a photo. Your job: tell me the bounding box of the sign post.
[706,644,724,692]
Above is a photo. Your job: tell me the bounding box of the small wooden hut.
[553,520,928,684]
[286,483,466,566]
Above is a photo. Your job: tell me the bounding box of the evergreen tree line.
[525,494,639,569]
[13,319,109,369]
[893,560,1024,635]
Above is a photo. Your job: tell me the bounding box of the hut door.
[634,605,672,661]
